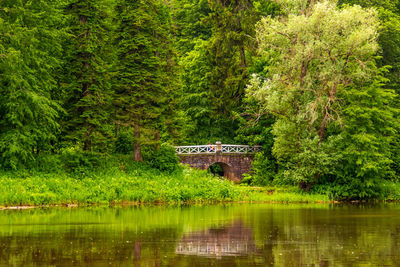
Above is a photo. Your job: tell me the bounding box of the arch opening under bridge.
[208,162,233,179]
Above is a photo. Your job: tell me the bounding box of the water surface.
[1,204,399,266]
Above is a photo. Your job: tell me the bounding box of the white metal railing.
[175,143,261,155]
[221,144,261,153]
[175,145,216,154]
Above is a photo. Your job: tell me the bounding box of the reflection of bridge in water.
[175,142,261,181]
[175,220,255,259]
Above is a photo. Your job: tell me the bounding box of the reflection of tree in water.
[176,220,256,259]
[2,205,400,266]
[0,227,179,266]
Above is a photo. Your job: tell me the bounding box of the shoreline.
[3,199,388,211]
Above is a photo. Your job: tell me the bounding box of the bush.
[60,151,101,175]
[26,153,62,173]
[246,152,275,186]
[149,144,181,173]
[312,174,386,201]
[114,132,133,154]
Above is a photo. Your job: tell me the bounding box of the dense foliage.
[1,0,400,200]
[0,1,65,169]
[0,156,330,205]
[247,0,399,199]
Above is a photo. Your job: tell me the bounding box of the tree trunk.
[318,81,338,144]
[83,138,91,151]
[83,123,92,151]
[239,44,247,69]
[155,131,160,150]
[82,80,91,151]
[299,181,313,192]
[133,120,143,162]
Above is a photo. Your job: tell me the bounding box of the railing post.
[216,141,222,154]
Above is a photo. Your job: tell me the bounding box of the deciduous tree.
[248,0,397,194]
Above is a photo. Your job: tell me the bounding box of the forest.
[1,0,400,202]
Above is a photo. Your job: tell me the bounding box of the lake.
[0,203,399,266]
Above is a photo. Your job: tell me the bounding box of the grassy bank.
[0,154,332,206]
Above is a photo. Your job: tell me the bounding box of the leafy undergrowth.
[0,170,331,207]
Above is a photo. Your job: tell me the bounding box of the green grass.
[0,155,331,206]
[381,181,400,201]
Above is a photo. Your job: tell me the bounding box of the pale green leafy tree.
[247,0,397,193]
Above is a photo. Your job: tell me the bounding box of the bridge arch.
[208,162,235,181]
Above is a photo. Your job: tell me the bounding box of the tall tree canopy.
[62,0,113,152]
[338,0,400,179]
[177,0,264,144]
[0,0,65,168]
[247,0,397,197]
[338,0,400,89]
[205,0,257,116]
[113,0,178,161]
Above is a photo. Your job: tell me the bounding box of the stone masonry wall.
[178,154,254,182]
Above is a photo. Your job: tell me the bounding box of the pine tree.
[205,0,258,116]
[339,0,400,90]
[170,0,212,55]
[174,0,260,143]
[0,0,65,169]
[113,0,177,161]
[62,0,113,152]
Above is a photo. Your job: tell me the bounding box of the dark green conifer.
[62,0,113,152]
[205,0,258,116]
[0,0,65,168]
[113,0,178,161]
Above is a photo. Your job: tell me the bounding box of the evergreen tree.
[113,0,177,161]
[171,0,212,55]
[0,0,65,168]
[175,0,260,144]
[338,0,400,90]
[62,0,113,152]
[179,40,214,144]
[171,0,213,144]
[205,0,258,116]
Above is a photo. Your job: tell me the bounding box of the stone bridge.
[175,142,261,182]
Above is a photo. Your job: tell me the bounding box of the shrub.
[114,132,133,154]
[60,151,101,175]
[27,153,62,173]
[149,144,181,173]
[248,152,276,186]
